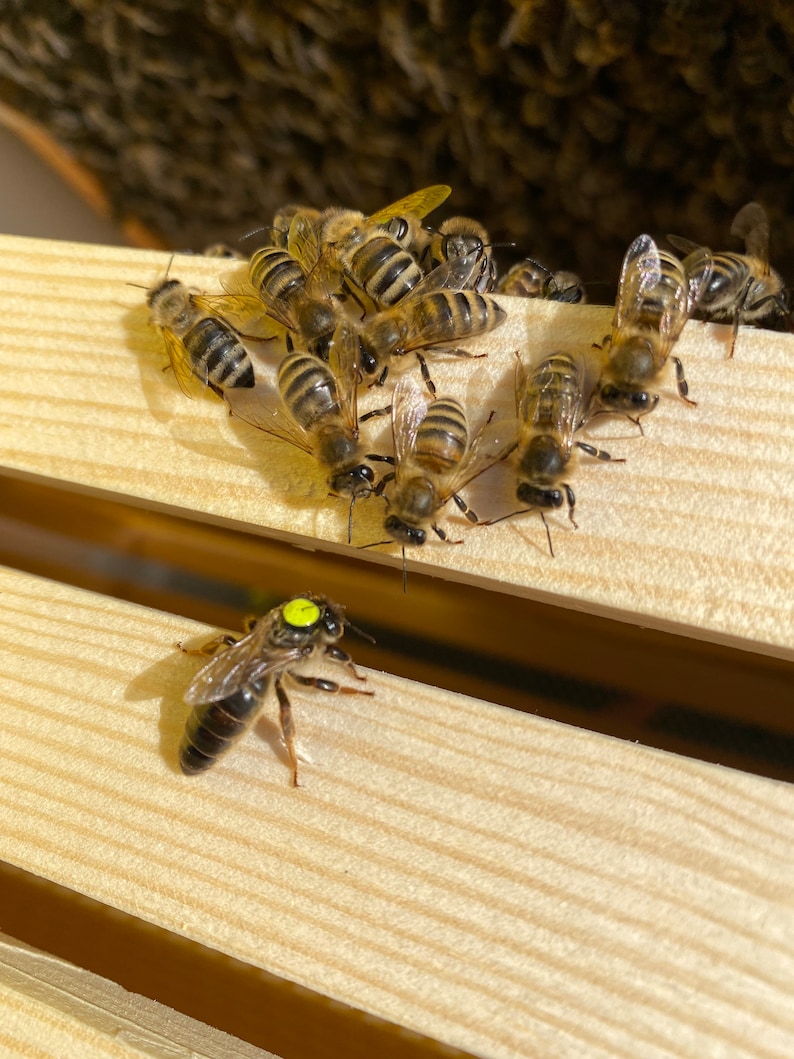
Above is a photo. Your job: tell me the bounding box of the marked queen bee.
[146,276,255,397]
[179,594,372,785]
[668,201,789,357]
[589,233,711,426]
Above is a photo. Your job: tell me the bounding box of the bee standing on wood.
[483,351,623,555]
[668,202,789,357]
[146,276,255,397]
[589,233,711,427]
[369,376,515,585]
[179,594,372,785]
[225,320,381,541]
[358,250,506,393]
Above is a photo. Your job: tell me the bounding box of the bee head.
[516,482,564,511]
[384,514,426,546]
[330,463,375,497]
[598,384,658,416]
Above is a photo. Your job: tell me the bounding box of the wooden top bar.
[0,566,792,1059]
[1,233,792,660]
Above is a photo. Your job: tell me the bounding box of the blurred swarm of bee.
[146,185,791,561]
[2,2,794,289]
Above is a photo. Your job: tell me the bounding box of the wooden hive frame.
[0,233,792,1058]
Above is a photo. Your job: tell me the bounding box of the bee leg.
[177,633,240,657]
[451,492,481,525]
[575,441,626,464]
[563,484,579,530]
[415,353,437,397]
[672,357,697,405]
[359,403,392,423]
[432,523,463,545]
[729,277,756,358]
[324,643,369,681]
[274,676,300,787]
[290,672,375,697]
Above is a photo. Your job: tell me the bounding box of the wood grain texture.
[0,234,792,660]
[0,933,280,1058]
[0,566,792,1059]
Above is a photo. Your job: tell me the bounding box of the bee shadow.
[124,642,198,776]
[123,635,297,781]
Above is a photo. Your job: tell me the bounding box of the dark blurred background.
[2,0,793,292]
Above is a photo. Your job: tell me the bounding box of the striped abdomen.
[344,234,424,307]
[179,679,267,774]
[278,352,340,432]
[183,316,255,389]
[407,290,506,349]
[249,247,308,313]
[413,397,469,474]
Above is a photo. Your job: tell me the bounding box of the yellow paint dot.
[283,597,321,628]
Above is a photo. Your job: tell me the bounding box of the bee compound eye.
[283,597,322,629]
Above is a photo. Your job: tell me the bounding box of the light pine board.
[0,234,792,660]
[0,933,280,1059]
[1,566,793,1059]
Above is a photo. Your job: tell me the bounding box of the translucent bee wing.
[407,248,490,297]
[680,246,714,315]
[613,233,661,340]
[225,381,315,456]
[442,411,518,500]
[666,233,701,257]
[366,184,452,225]
[160,327,201,398]
[518,350,585,460]
[190,291,285,342]
[730,202,770,267]
[326,318,361,435]
[184,617,305,705]
[391,375,429,470]
[288,210,323,274]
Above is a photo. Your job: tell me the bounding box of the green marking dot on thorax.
[283,597,322,628]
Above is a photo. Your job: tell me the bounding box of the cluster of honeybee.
[147,190,789,566]
[151,193,788,783]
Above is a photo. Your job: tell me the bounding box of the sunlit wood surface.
[1,233,793,661]
[0,567,792,1059]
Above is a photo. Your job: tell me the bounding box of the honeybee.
[248,246,340,356]
[422,216,497,292]
[358,251,507,393]
[146,277,255,397]
[371,375,515,559]
[317,184,452,249]
[497,259,586,303]
[179,594,372,785]
[225,320,377,540]
[668,202,789,356]
[589,234,711,425]
[487,351,623,555]
[309,185,452,306]
[198,244,339,358]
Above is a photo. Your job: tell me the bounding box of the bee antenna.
[358,539,392,550]
[239,225,282,246]
[540,512,555,558]
[344,618,376,644]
